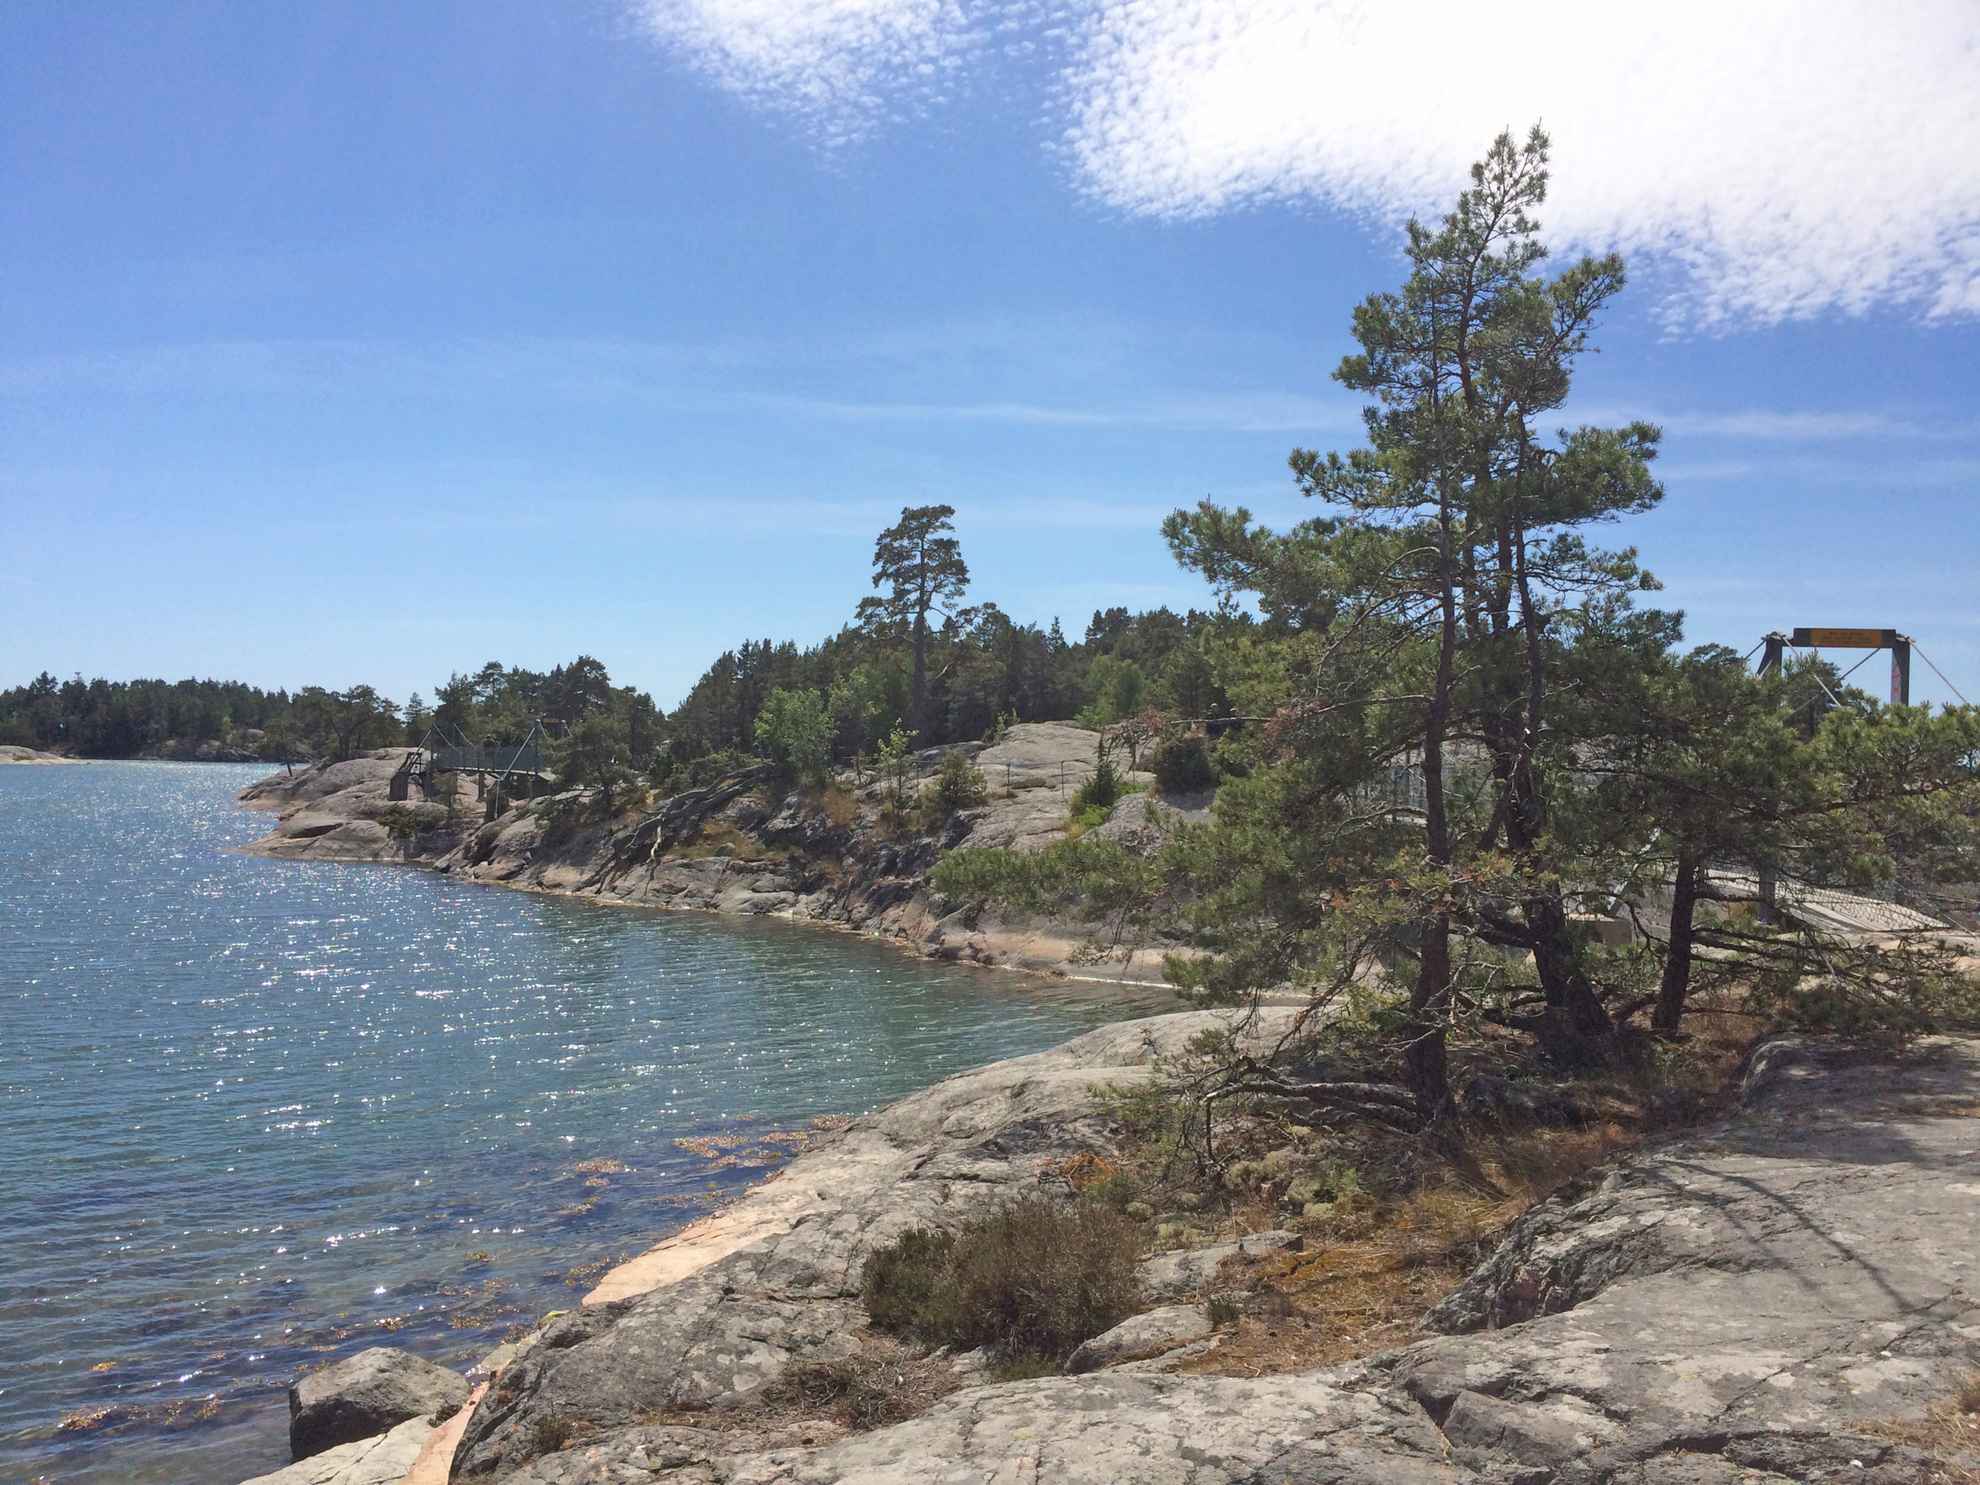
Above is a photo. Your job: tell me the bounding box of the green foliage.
[656,747,754,796]
[552,711,633,817]
[1067,802,1111,835]
[1071,755,1122,814]
[871,724,915,807]
[857,504,972,738]
[1151,732,1216,796]
[293,685,403,763]
[933,836,1158,928]
[916,748,988,830]
[859,1197,1145,1366]
[753,686,834,785]
[0,671,313,758]
[1077,654,1148,728]
[1742,957,1980,1040]
[430,658,659,772]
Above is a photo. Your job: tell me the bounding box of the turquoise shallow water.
[0,763,1145,1484]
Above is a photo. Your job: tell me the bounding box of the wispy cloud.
[1573,406,1978,442]
[1656,454,1980,488]
[772,389,1356,432]
[621,1,1980,331]
[1654,410,1928,441]
[625,0,982,147]
[0,336,1354,436]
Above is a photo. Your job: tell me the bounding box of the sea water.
[0,763,1144,1483]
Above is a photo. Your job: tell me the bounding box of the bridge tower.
[1757,627,1911,706]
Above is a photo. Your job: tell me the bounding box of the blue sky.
[4,0,1977,709]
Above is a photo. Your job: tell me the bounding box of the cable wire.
[1912,643,1973,707]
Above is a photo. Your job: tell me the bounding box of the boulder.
[242,1415,433,1485]
[288,1347,468,1461]
[1063,1304,1215,1374]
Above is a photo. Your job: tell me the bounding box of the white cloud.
[623,2,1980,330]
[626,0,979,144]
[1058,1,1980,328]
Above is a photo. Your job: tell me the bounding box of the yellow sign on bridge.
[1792,628,1894,649]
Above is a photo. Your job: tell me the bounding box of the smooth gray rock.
[287,1346,467,1461]
[452,1029,1980,1484]
[492,1373,1469,1485]
[1137,1228,1303,1302]
[1063,1304,1214,1374]
[242,1415,433,1484]
[450,1010,1297,1479]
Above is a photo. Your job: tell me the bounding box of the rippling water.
[0,763,1148,1484]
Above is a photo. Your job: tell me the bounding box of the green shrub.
[916,749,989,830]
[1204,1293,1244,1328]
[378,803,420,841]
[860,1197,1144,1366]
[658,747,753,795]
[861,1226,960,1336]
[1210,731,1254,779]
[1151,733,1216,795]
[1066,802,1111,837]
[754,687,833,785]
[1071,757,1121,814]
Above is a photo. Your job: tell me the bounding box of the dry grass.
[1167,1031,1754,1379]
[818,784,859,829]
[643,1334,959,1438]
[667,823,787,864]
[1863,1372,1980,1481]
[755,1341,962,1430]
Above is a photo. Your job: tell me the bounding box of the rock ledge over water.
[424,1024,1980,1483]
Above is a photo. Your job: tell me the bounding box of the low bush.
[860,1196,1144,1368]
[1071,757,1122,814]
[378,803,420,841]
[657,748,754,796]
[757,1354,926,1431]
[1065,802,1111,839]
[916,749,989,830]
[818,782,859,828]
[531,1416,575,1454]
[1151,733,1216,796]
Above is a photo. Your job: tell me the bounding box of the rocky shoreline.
[235,723,1192,985]
[228,739,1980,1484]
[243,1010,1980,1485]
[0,743,84,763]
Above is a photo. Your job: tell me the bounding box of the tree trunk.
[1528,894,1617,1067]
[1653,845,1700,1035]
[1407,911,1455,1119]
[910,612,929,741]
[1409,479,1460,1124]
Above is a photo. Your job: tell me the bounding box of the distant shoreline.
[0,745,87,764]
[231,729,1189,989]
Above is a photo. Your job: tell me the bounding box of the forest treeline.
[0,558,1233,771]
